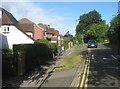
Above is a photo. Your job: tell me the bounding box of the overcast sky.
[2,1,118,36]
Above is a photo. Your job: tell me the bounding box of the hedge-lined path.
[19,46,76,88]
[2,46,76,89]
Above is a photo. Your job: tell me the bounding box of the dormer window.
[2,26,10,34]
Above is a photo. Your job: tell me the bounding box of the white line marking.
[91,54,94,60]
[67,51,72,56]
[111,55,117,60]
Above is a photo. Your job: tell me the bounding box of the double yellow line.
[79,48,91,89]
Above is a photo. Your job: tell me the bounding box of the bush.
[49,43,58,56]
[35,39,58,56]
[35,39,49,46]
[63,40,69,50]
[2,49,15,76]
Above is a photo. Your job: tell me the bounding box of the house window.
[7,27,9,31]
[4,27,6,31]
[2,26,10,34]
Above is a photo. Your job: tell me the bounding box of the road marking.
[79,63,88,89]
[67,51,72,56]
[111,55,117,60]
[91,54,94,60]
[79,48,91,89]
[84,60,90,89]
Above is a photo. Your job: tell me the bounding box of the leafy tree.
[76,10,108,43]
[63,31,74,49]
[64,31,74,42]
[107,14,120,45]
[76,10,102,34]
[86,21,108,42]
[75,32,82,44]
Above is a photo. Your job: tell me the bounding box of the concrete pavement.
[19,46,78,88]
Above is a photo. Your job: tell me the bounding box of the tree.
[76,10,108,43]
[107,14,120,45]
[75,32,82,44]
[76,10,102,34]
[86,21,108,42]
[63,31,74,49]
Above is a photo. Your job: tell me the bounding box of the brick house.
[38,23,59,43]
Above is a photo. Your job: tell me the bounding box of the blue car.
[87,40,97,48]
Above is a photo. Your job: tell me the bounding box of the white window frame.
[2,26,10,34]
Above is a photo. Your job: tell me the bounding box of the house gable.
[0,8,35,49]
[0,8,35,41]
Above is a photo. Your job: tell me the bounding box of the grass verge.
[53,44,86,72]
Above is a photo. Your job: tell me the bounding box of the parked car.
[87,40,97,48]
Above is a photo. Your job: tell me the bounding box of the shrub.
[34,39,49,46]
[2,49,15,76]
[49,43,58,56]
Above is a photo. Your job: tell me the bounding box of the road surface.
[86,44,120,89]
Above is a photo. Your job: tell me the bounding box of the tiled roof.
[19,23,34,32]
[54,30,59,35]
[51,37,58,41]
[19,18,34,32]
[47,28,55,34]
[1,8,19,26]
[38,23,59,36]
[38,23,47,30]
[19,18,34,24]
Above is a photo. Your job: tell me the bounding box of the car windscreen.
[88,40,96,44]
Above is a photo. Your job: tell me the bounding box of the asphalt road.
[87,44,120,89]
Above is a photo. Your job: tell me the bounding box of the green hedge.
[35,39,58,56]
[13,43,53,74]
[2,49,16,76]
[49,43,58,56]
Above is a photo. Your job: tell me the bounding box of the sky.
[2,1,118,36]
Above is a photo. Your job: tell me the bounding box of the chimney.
[48,25,50,29]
